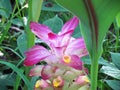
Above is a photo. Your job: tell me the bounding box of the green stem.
[24,2,34,87]
[90,56,99,90]
[26,0,35,48]
[24,0,43,89]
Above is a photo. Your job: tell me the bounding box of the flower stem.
[24,0,43,89]
[90,55,99,90]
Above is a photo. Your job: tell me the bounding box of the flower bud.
[53,76,64,88]
[35,79,49,90]
[75,75,90,86]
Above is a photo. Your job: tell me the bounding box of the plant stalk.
[90,55,99,90]
[24,0,43,89]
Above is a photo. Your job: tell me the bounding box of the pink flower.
[75,75,90,85]
[24,16,88,70]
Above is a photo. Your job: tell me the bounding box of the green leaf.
[0,60,31,90]
[56,1,120,90]
[82,57,109,66]
[72,25,81,38]
[116,12,120,28]
[0,85,7,90]
[0,74,15,87]
[32,0,43,22]
[42,1,67,12]
[13,68,24,90]
[111,52,120,69]
[11,18,24,27]
[0,0,12,18]
[17,32,28,57]
[105,80,120,90]
[100,65,120,80]
[56,0,120,58]
[43,15,63,33]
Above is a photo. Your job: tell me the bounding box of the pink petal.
[30,22,52,42]
[75,75,90,85]
[51,46,65,58]
[62,55,83,70]
[24,45,51,66]
[65,38,88,57]
[34,79,50,90]
[29,65,44,76]
[59,16,79,36]
[48,33,70,47]
[44,54,60,65]
[48,32,57,40]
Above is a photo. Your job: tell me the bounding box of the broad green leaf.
[42,1,67,12]
[0,74,15,87]
[11,18,24,27]
[43,15,63,33]
[105,80,120,90]
[56,0,120,59]
[56,1,120,89]
[110,52,120,69]
[17,32,28,57]
[82,57,109,66]
[0,60,31,90]
[0,0,12,18]
[116,12,120,28]
[100,65,120,80]
[0,85,7,90]
[32,0,43,22]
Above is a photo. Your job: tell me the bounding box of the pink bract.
[24,16,88,70]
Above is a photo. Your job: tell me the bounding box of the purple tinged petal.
[24,45,51,66]
[48,33,70,48]
[50,46,65,58]
[44,54,60,65]
[62,55,83,70]
[34,79,50,90]
[75,75,90,85]
[41,65,51,80]
[65,38,88,57]
[29,65,44,76]
[59,16,79,35]
[30,22,52,42]
[48,32,57,40]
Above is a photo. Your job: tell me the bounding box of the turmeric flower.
[24,16,89,90]
[24,16,88,70]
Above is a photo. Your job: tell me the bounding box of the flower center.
[63,55,71,63]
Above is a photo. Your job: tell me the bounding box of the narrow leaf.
[0,60,31,90]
